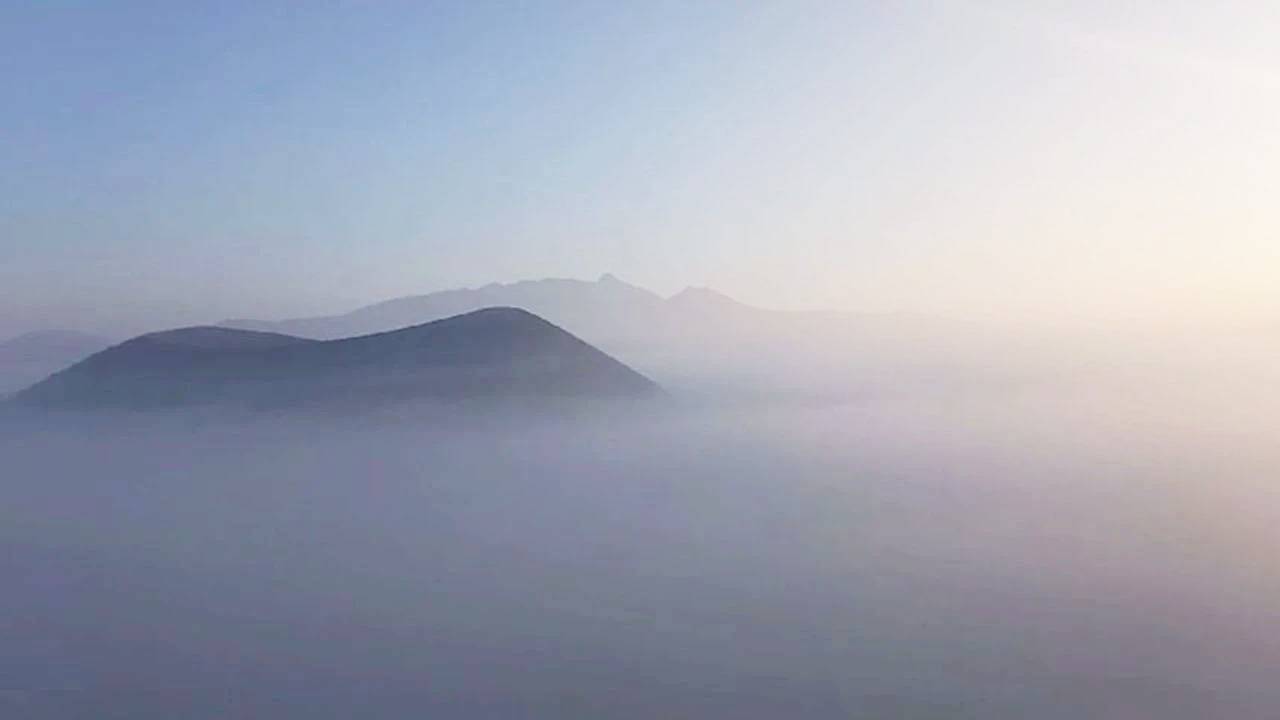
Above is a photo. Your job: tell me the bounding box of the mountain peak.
[669,285,737,305]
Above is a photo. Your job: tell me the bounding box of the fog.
[4,350,1280,718]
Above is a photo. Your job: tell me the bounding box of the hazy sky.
[3,1,1278,337]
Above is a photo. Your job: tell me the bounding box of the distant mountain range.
[223,274,756,347]
[222,274,990,397]
[16,308,657,410]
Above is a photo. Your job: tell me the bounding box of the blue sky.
[3,1,1278,336]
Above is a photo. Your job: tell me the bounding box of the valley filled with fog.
[4,343,1279,718]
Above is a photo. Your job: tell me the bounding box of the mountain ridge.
[220,274,762,342]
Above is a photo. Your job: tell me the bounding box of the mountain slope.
[15,308,658,410]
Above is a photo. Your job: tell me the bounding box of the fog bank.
[3,371,1279,717]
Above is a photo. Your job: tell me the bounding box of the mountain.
[14,308,658,410]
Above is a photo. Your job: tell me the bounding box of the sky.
[3,0,1279,337]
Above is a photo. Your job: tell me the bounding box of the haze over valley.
[4,281,1279,717]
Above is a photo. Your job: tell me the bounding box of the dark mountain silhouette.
[15,308,658,410]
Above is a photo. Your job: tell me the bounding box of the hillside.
[15,308,658,410]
